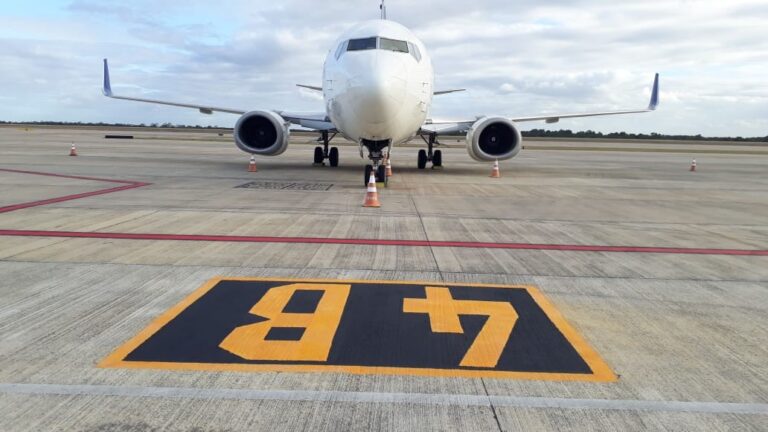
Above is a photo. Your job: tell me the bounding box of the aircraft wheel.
[329,147,339,167]
[364,164,373,186]
[433,150,442,167]
[417,149,427,169]
[376,164,386,184]
[313,146,324,164]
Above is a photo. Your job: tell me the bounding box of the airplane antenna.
[380,0,387,19]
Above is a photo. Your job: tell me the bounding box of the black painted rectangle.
[236,181,333,191]
[119,280,601,377]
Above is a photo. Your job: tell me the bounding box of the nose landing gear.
[364,164,387,187]
[360,138,391,187]
[313,130,339,167]
[418,133,442,169]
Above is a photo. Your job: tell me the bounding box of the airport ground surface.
[0,126,767,431]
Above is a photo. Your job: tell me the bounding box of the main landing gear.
[418,133,442,169]
[313,130,339,167]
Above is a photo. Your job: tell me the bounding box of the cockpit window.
[335,40,348,60]
[408,42,421,62]
[339,37,418,61]
[379,37,409,53]
[347,37,377,51]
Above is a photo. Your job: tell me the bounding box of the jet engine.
[465,117,523,162]
[234,110,290,155]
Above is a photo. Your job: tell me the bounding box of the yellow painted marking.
[404,287,463,332]
[403,287,517,368]
[219,283,350,361]
[100,277,617,382]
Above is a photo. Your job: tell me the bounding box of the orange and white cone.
[385,158,392,177]
[689,159,696,172]
[69,143,77,157]
[248,155,258,172]
[490,160,501,178]
[363,172,381,207]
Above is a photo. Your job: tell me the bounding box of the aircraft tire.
[433,150,442,167]
[376,164,386,183]
[417,149,427,169]
[364,164,373,186]
[329,147,339,167]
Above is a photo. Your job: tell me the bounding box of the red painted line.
[0,168,140,185]
[0,168,150,214]
[0,229,766,256]
[1,168,765,256]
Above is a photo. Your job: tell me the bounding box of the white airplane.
[102,2,659,185]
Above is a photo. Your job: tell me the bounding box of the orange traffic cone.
[248,155,258,172]
[69,143,77,157]
[362,172,381,207]
[490,160,500,178]
[385,158,392,177]
[689,159,696,172]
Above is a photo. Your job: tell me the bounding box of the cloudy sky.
[1,0,766,136]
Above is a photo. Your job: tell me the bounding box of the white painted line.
[487,396,768,415]
[1,383,766,415]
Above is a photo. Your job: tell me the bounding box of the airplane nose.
[355,77,406,124]
[348,54,407,124]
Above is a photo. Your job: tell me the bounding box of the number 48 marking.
[218,283,517,369]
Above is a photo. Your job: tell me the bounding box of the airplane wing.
[102,59,333,130]
[276,111,336,131]
[102,59,246,115]
[421,73,659,135]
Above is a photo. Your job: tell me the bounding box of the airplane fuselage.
[323,20,433,149]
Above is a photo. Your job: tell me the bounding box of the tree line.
[0,120,222,129]
[1,121,766,142]
[523,129,768,142]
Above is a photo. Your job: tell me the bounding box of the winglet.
[648,73,659,110]
[102,58,113,97]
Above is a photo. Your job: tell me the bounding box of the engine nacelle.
[465,117,523,162]
[234,110,290,156]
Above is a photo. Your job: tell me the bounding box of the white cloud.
[0,0,766,136]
